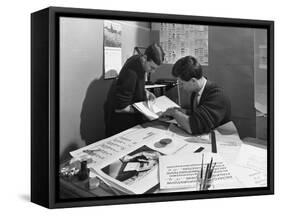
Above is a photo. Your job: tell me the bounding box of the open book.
[133,96,180,121]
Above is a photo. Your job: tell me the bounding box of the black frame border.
[44,6,274,208]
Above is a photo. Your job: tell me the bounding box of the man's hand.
[121,152,160,163]
[161,107,192,134]
[161,107,177,117]
[173,107,187,114]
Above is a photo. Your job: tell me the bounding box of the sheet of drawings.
[155,23,208,65]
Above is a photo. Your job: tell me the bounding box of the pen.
[200,154,204,179]
[203,163,210,190]
[209,157,213,173]
[209,162,216,179]
[202,157,216,190]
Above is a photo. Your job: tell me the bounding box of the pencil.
[200,154,204,179]
[209,157,213,172]
[200,154,204,190]
[203,163,210,190]
[209,162,216,178]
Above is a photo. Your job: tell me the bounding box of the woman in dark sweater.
[105,43,165,136]
[162,56,231,135]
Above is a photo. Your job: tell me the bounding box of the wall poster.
[155,23,208,65]
[104,20,122,79]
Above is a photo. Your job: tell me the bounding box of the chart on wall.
[152,23,208,65]
[104,20,122,79]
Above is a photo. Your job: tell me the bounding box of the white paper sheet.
[133,102,159,120]
[215,131,242,163]
[133,96,179,121]
[167,124,212,153]
[145,135,188,155]
[232,144,267,187]
[70,126,158,169]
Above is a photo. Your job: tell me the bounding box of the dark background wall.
[208,26,256,138]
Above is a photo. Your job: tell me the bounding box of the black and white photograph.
[101,145,161,188]
[58,16,269,197]
[30,5,274,209]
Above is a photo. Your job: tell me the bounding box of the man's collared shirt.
[197,77,207,104]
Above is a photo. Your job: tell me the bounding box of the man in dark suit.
[162,56,231,135]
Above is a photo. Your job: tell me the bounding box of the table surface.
[59,121,266,199]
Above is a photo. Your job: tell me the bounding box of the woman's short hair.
[172,56,203,81]
[144,43,165,66]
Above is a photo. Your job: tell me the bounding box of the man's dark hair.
[172,56,203,81]
[144,43,165,66]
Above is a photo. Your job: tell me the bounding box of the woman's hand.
[115,105,135,113]
[146,90,156,103]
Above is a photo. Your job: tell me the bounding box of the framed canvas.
[31,6,274,208]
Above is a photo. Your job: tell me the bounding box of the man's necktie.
[192,92,199,113]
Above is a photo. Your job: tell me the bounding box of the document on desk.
[133,95,179,121]
[167,123,212,153]
[159,153,243,191]
[70,126,189,194]
[231,144,267,187]
[70,126,160,168]
[214,131,242,163]
[167,123,243,163]
[95,129,190,194]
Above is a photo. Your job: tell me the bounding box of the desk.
[60,121,267,199]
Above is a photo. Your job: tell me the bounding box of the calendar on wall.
[152,23,208,65]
